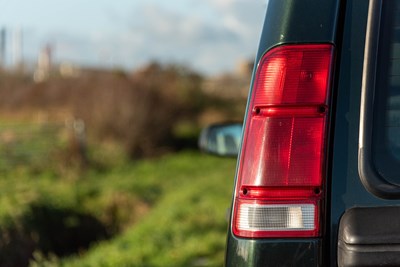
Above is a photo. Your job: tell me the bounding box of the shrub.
[0,63,206,159]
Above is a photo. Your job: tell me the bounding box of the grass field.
[0,144,237,266]
[0,64,247,267]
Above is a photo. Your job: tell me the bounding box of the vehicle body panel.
[226,0,340,265]
[226,0,400,266]
[331,0,400,265]
[226,238,321,267]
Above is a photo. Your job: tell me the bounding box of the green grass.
[0,149,236,267]
[61,152,236,267]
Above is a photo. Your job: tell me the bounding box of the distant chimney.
[38,44,52,72]
[0,28,6,68]
[34,44,53,82]
[12,27,23,70]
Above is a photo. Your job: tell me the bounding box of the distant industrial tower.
[38,44,52,71]
[34,44,53,82]
[0,28,6,68]
[12,27,23,70]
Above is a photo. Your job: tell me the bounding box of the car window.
[372,0,400,184]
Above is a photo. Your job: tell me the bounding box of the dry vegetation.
[0,63,247,159]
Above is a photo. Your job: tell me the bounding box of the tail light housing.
[233,44,335,238]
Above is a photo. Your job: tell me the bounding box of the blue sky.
[0,0,267,75]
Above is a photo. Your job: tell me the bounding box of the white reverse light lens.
[237,203,315,231]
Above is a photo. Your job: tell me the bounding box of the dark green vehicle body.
[225,0,400,266]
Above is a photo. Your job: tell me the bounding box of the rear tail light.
[233,44,334,238]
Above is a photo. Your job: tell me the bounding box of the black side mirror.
[198,122,242,157]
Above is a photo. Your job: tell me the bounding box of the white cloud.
[121,1,266,74]
[21,0,267,75]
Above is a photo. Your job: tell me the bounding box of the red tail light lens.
[233,44,334,238]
